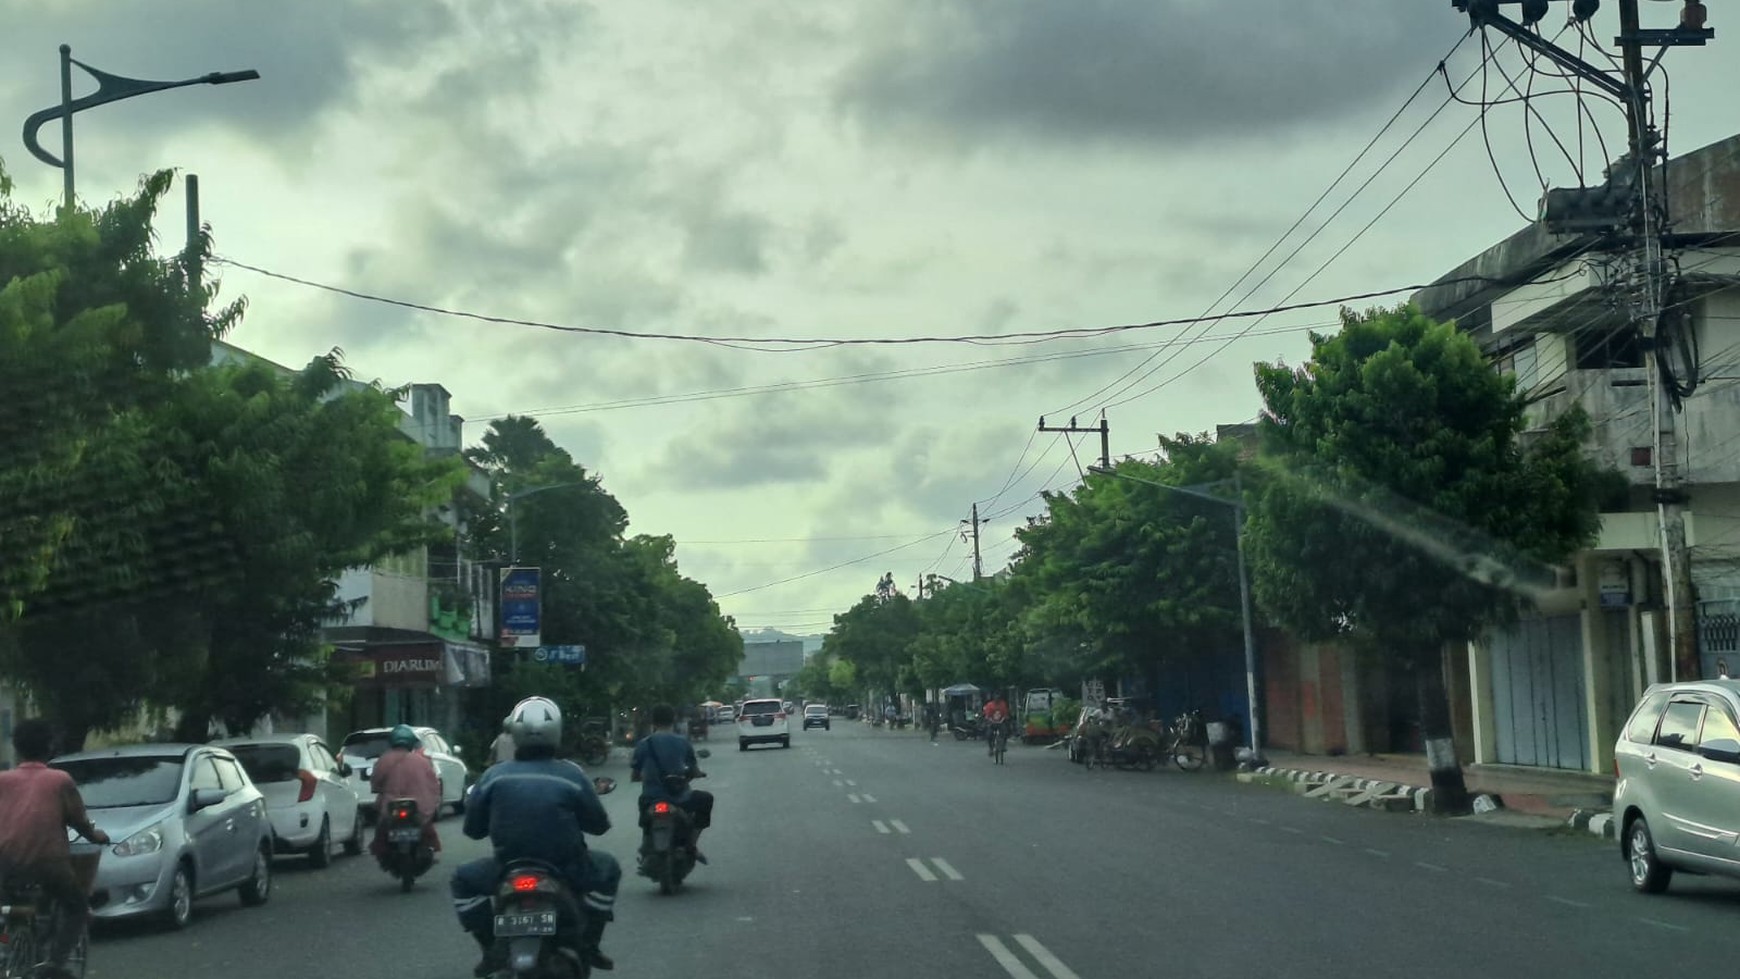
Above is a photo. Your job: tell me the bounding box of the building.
[739,639,806,698]
[1408,132,1740,774]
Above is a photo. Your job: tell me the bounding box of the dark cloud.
[836,0,1455,149]
[645,382,903,490]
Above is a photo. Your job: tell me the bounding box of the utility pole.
[1459,0,1713,680]
[1038,414,1110,470]
[962,504,986,581]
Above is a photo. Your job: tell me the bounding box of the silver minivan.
[1614,680,1740,893]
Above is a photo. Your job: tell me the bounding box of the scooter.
[379,798,434,892]
[638,749,710,895]
[490,777,616,978]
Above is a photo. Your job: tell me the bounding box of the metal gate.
[1489,613,1590,770]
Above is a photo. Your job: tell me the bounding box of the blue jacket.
[630,731,697,804]
[463,757,610,867]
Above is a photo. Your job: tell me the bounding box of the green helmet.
[389,724,420,749]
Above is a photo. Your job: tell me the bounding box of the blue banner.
[535,644,587,667]
[499,567,541,648]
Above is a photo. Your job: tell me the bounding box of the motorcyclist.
[630,704,714,863]
[450,697,620,976]
[369,723,442,862]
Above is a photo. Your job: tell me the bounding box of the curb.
[1567,808,1617,840]
[1247,765,1434,812]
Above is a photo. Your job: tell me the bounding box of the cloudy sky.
[4,1,1736,636]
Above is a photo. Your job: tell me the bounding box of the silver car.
[213,734,363,867]
[51,743,275,929]
[1614,679,1740,892]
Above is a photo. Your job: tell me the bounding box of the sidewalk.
[1256,750,1614,828]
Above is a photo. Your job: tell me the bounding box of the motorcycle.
[490,776,616,979]
[638,748,710,895]
[380,798,435,892]
[951,715,986,741]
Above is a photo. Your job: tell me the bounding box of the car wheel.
[342,811,365,857]
[164,863,194,930]
[738,740,748,752]
[1627,816,1673,894]
[239,845,272,907]
[307,817,333,869]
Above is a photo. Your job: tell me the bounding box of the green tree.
[1245,304,1603,812]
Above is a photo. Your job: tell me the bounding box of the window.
[1655,701,1706,750]
[1700,706,1740,748]
[740,701,780,716]
[213,757,247,791]
[1626,691,1672,742]
[311,743,339,772]
[189,757,224,792]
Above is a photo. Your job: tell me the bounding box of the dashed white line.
[932,858,965,881]
[873,820,890,834]
[1364,848,1390,858]
[1249,817,1271,826]
[1639,917,1690,933]
[1281,826,1304,835]
[1321,835,1346,845]
[1013,935,1081,979]
[848,794,862,804]
[890,820,911,834]
[1414,861,1448,873]
[833,780,843,787]
[862,793,878,803]
[977,936,1041,979]
[846,779,857,786]
[1547,895,1592,909]
[1474,877,1511,889]
[906,858,938,882]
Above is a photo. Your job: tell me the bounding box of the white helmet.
[506,696,563,749]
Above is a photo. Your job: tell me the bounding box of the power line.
[713,528,957,599]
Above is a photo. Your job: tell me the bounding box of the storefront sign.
[500,567,542,648]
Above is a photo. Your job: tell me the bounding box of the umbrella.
[700,700,724,708]
[941,683,983,697]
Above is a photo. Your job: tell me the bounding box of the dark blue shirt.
[630,731,697,804]
[463,757,610,867]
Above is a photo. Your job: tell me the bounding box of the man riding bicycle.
[0,719,110,979]
[982,694,1011,756]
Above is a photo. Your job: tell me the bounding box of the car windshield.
[228,744,302,784]
[805,706,827,715]
[340,733,392,760]
[741,701,780,716]
[52,756,185,809]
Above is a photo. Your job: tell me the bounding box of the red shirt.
[983,700,1009,723]
[0,762,91,868]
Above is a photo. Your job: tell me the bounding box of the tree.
[1245,304,1604,812]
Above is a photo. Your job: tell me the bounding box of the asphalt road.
[89,722,1735,979]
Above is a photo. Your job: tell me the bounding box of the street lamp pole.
[22,44,260,212]
[1089,465,1262,755]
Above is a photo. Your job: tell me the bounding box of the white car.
[214,734,363,868]
[738,698,791,750]
[338,726,469,820]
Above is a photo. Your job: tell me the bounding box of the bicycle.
[1166,709,1207,772]
[990,719,1011,765]
[0,883,91,979]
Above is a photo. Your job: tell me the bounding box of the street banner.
[535,644,586,667]
[500,567,541,648]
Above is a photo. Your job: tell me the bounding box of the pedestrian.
[927,703,940,743]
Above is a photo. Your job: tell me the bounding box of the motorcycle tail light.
[511,874,541,892]
[652,801,672,815]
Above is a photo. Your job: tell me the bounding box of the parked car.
[716,705,736,724]
[803,705,831,731]
[338,726,469,820]
[213,733,362,867]
[738,698,791,750]
[1615,679,1740,893]
[51,743,274,929]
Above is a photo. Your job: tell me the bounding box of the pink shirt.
[0,763,90,868]
[370,748,441,822]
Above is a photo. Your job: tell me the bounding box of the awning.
[942,683,983,697]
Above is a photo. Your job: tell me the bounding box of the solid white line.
[848,794,862,804]
[890,819,911,834]
[862,793,878,802]
[873,820,890,834]
[932,858,964,880]
[906,858,937,882]
[977,936,1041,979]
[1014,935,1081,979]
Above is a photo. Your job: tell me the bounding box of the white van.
[737,698,791,750]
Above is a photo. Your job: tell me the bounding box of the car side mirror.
[189,788,228,812]
[696,748,711,759]
[594,776,616,796]
[1699,737,1740,764]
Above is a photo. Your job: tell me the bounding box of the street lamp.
[1089,465,1263,756]
[506,482,588,565]
[22,44,260,212]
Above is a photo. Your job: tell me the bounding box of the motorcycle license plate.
[494,910,558,937]
[388,828,422,843]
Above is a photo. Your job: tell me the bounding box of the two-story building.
[1409,131,1740,776]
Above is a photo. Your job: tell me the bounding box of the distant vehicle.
[738,698,791,750]
[213,733,363,867]
[1615,680,1740,893]
[51,743,275,929]
[803,705,831,731]
[716,705,737,723]
[845,705,861,720]
[338,726,469,820]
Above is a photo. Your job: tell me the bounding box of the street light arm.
[22,56,260,168]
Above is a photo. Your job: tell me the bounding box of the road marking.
[873,820,890,834]
[1474,877,1511,889]
[862,793,878,802]
[1414,861,1448,873]
[890,819,911,834]
[932,858,965,880]
[1249,817,1271,826]
[977,936,1041,979]
[1364,848,1390,858]
[1639,917,1690,933]
[1281,826,1304,835]
[1547,895,1592,908]
[848,794,862,804]
[1321,835,1346,845]
[1013,935,1081,979]
[846,779,858,786]
[833,780,843,787]
[906,858,938,882]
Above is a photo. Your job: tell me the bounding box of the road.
[90,722,1733,978]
